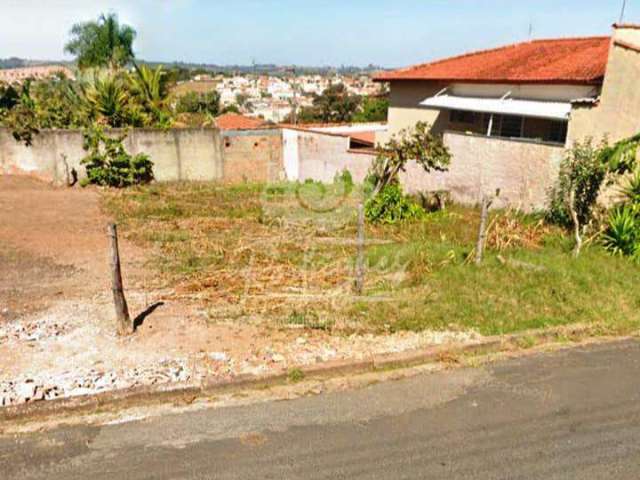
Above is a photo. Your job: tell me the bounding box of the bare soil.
[0,176,476,406]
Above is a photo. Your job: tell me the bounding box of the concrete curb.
[0,324,617,424]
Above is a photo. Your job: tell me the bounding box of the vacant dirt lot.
[0,176,110,321]
[1,176,475,406]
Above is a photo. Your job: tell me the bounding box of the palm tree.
[65,13,136,71]
[129,65,170,124]
[76,72,130,127]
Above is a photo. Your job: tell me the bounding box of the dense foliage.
[364,183,424,224]
[175,91,221,116]
[64,13,136,70]
[602,172,640,261]
[369,121,451,195]
[293,84,388,124]
[546,139,608,228]
[352,96,389,123]
[0,66,181,143]
[544,134,640,259]
[80,126,154,187]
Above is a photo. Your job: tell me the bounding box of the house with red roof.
[213,113,269,130]
[373,24,640,209]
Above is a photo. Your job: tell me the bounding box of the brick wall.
[222,129,283,183]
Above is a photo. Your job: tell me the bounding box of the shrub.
[621,171,640,205]
[333,168,354,196]
[546,139,607,228]
[365,183,424,224]
[80,126,154,187]
[602,205,640,259]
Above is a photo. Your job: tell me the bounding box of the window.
[548,121,568,144]
[450,109,477,125]
[498,115,524,138]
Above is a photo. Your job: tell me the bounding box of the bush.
[365,183,424,224]
[333,169,354,196]
[546,139,607,228]
[80,126,154,187]
[621,171,640,205]
[602,205,640,259]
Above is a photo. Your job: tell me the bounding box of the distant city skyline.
[0,0,637,68]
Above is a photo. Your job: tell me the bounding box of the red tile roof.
[374,36,611,85]
[214,113,267,130]
[350,132,376,146]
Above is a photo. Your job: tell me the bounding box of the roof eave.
[373,77,604,86]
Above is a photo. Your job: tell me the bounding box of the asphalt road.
[3,340,640,479]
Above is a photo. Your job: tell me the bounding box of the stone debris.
[0,359,191,407]
[208,352,228,362]
[0,301,481,409]
[0,316,71,343]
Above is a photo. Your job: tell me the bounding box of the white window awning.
[420,94,572,121]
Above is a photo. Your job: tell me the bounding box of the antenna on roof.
[620,0,628,23]
[528,19,534,40]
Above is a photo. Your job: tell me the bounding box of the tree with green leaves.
[353,96,389,123]
[546,135,640,257]
[369,121,451,196]
[129,65,171,126]
[80,73,131,127]
[292,83,361,124]
[312,83,360,123]
[65,13,136,70]
[175,91,220,116]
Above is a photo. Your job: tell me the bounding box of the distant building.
[213,113,269,130]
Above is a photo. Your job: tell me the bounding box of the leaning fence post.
[107,223,132,335]
[475,190,499,265]
[354,203,366,295]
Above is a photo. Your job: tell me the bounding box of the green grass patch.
[103,181,640,338]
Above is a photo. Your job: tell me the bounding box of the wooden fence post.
[354,203,366,295]
[108,223,132,335]
[475,195,493,266]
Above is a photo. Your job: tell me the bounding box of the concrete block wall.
[0,129,86,184]
[0,127,281,184]
[1,126,563,211]
[400,131,564,211]
[291,129,374,183]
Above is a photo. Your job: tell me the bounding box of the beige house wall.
[381,81,448,143]
[568,27,640,144]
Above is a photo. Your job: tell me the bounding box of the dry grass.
[104,181,372,326]
[487,209,557,251]
[104,182,640,337]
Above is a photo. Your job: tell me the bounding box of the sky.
[0,0,638,67]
